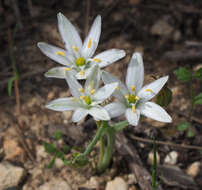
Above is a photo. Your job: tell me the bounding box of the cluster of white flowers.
[38,13,172,126]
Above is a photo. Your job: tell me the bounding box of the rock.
[186,161,201,178]
[39,179,72,190]
[0,162,26,190]
[127,174,137,185]
[164,151,178,165]
[147,150,160,165]
[82,176,101,189]
[55,158,64,169]
[106,177,128,190]
[151,19,174,37]
[36,145,48,161]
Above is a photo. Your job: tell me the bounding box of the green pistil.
[84,96,92,105]
[76,57,85,66]
[127,94,137,104]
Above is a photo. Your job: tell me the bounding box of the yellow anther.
[116,86,120,90]
[90,89,95,95]
[78,88,85,93]
[135,96,140,100]
[80,96,85,100]
[131,85,135,92]
[145,89,153,93]
[65,67,71,71]
[72,46,78,52]
[132,105,136,113]
[88,38,92,48]
[125,94,129,99]
[93,58,101,63]
[56,51,65,56]
[80,70,85,76]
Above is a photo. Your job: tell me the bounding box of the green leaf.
[194,68,202,80]
[187,129,195,138]
[177,122,189,131]
[63,145,71,154]
[43,142,57,154]
[174,67,192,82]
[56,151,65,159]
[8,76,15,96]
[53,130,62,141]
[47,157,56,168]
[194,93,202,105]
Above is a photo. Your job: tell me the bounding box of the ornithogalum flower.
[102,53,172,126]
[46,65,118,122]
[38,13,125,80]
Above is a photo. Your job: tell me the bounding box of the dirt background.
[0,0,202,190]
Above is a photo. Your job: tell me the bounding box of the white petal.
[94,49,126,68]
[72,108,88,122]
[93,82,118,103]
[126,52,144,93]
[46,97,80,111]
[104,102,126,118]
[125,108,140,126]
[88,107,110,121]
[57,13,82,55]
[37,42,73,66]
[82,15,101,58]
[137,76,169,101]
[45,67,66,78]
[65,71,82,98]
[139,102,172,123]
[84,65,101,93]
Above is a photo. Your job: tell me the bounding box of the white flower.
[46,65,118,122]
[102,52,172,126]
[38,13,125,80]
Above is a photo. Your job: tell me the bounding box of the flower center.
[80,95,92,105]
[125,94,139,104]
[76,57,86,67]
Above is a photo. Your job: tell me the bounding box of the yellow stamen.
[132,105,136,113]
[145,89,153,93]
[131,85,135,92]
[80,70,85,76]
[135,96,140,100]
[72,46,78,52]
[80,96,85,100]
[56,51,65,56]
[116,86,120,90]
[88,38,92,48]
[90,89,95,95]
[65,67,71,71]
[93,58,101,63]
[78,88,85,93]
[125,94,129,99]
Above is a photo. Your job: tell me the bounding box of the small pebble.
[147,151,160,165]
[106,177,128,190]
[186,161,201,178]
[164,151,178,165]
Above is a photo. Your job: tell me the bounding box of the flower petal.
[72,108,88,122]
[57,13,82,55]
[93,82,118,103]
[125,108,140,126]
[46,97,80,111]
[137,76,169,101]
[126,52,144,93]
[101,71,128,102]
[84,65,101,93]
[65,70,82,98]
[82,15,101,58]
[37,42,73,66]
[45,67,66,79]
[88,107,110,121]
[94,49,126,68]
[139,102,172,123]
[104,102,126,118]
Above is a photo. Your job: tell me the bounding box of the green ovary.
[127,94,137,104]
[76,57,86,66]
[84,96,92,105]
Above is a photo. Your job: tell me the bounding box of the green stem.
[83,121,106,156]
[189,78,194,120]
[97,127,115,173]
[112,120,129,132]
[98,135,105,168]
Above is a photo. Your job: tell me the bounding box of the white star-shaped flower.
[38,13,125,80]
[102,53,172,126]
[46,65,118,122]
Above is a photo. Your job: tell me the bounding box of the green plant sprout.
[174,66,202,137]
[39,13,172,173]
